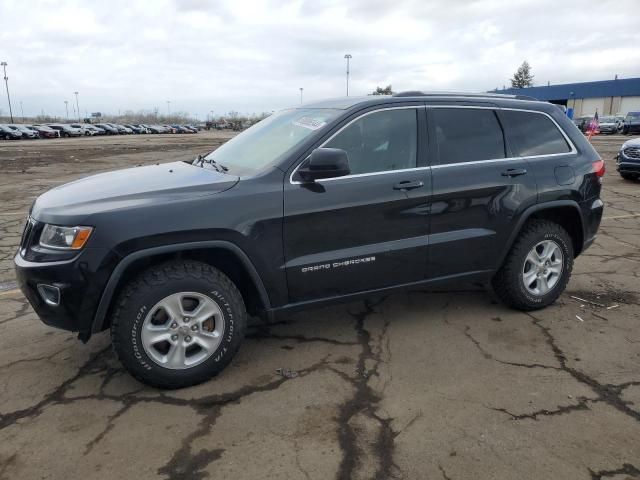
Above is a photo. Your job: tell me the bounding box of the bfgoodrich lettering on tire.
[492,219,574,311]
[110,260,246,389]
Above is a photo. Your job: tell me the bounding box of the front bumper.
[14,247,116,335]
[617,153,640,174]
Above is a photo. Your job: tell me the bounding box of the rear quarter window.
[499,110,571,157]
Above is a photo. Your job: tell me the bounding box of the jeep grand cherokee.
[15,92,604,388]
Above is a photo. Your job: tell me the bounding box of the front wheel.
[492,220,573,311]
[110,260,247,389]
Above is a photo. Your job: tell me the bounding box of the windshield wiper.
[194,154,228,173]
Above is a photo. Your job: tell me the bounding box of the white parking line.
[603,213,640,220]
[0,289,20,297]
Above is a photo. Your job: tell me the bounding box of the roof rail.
[392,91,536,101]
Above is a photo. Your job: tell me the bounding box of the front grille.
[623,147,640,159]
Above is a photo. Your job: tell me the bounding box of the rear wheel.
[493,219,573,311]
[110,260,246,389]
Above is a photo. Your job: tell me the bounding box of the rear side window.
[499,110,571,156]
[431,108,505,165]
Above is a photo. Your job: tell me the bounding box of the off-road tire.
[492,219,573,311]
[110,260,246,389]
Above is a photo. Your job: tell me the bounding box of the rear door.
[283,106,431,303]
[426,106,538,279]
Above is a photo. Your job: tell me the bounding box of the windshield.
[204,108,342,176]
[600,116,615,123]
[627,112,640,120]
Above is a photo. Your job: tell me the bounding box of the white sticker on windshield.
[293,117,327,130]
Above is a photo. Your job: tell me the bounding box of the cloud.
[0,0,638,118]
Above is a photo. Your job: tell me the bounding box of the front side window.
[499,110,571,157]
[324,108,417,175]
[205,108,342,176]
[432,108,505,165]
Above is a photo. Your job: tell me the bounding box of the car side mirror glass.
[298,148,350,183]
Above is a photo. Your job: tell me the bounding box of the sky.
[1,0,639,120]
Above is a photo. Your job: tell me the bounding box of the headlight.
[39,224,93,250]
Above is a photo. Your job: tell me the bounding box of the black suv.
[15,93,604,388]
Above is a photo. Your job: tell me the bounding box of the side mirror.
[298,148,350,183]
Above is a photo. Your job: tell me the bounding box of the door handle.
[501,168,527,177]
[393,180,424,191]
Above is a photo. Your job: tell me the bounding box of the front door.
[283,106,430,303]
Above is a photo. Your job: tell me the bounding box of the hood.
[621,138,640,150]
[31,161,239,222]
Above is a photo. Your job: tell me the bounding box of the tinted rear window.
[431,108,505,165]
[499,110,571,157]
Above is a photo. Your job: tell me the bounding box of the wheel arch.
[496,200,585,270]
[90,241,271,337]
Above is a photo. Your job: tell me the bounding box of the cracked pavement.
[1,133,639,479]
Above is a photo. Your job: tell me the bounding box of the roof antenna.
[614,74,618,80]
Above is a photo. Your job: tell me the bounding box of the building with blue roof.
[492,77,640,118]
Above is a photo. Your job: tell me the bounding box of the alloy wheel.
[141,291,225,369]
[522,240,563,296]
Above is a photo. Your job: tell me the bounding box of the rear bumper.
[581,197,604,255]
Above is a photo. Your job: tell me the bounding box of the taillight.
[593,159,605,180]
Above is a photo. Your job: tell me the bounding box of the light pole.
[344,54,352,96]
[64,100,69,120]
[299,87,303,104]
[20,100,24,122]
[74,91,80,122]
[167,101,171,116]
[1,62,14,122]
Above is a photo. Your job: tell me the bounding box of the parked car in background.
[7,124,39,139]
[48,124,83,137]
[144,125,163,133]
[70,123,93,136]
[125,124,144,134]
[598,116,618,134]
[171,125,190,133]
[111,124,131,134]
[31,125,59,138]
[620,112,640,135]
[84,125,106,135]
[0,124,22,139]
[616,138,640,180]
[95,123,119,135]
[572,116,591,133]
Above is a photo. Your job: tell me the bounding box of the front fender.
[90,240,271,336]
